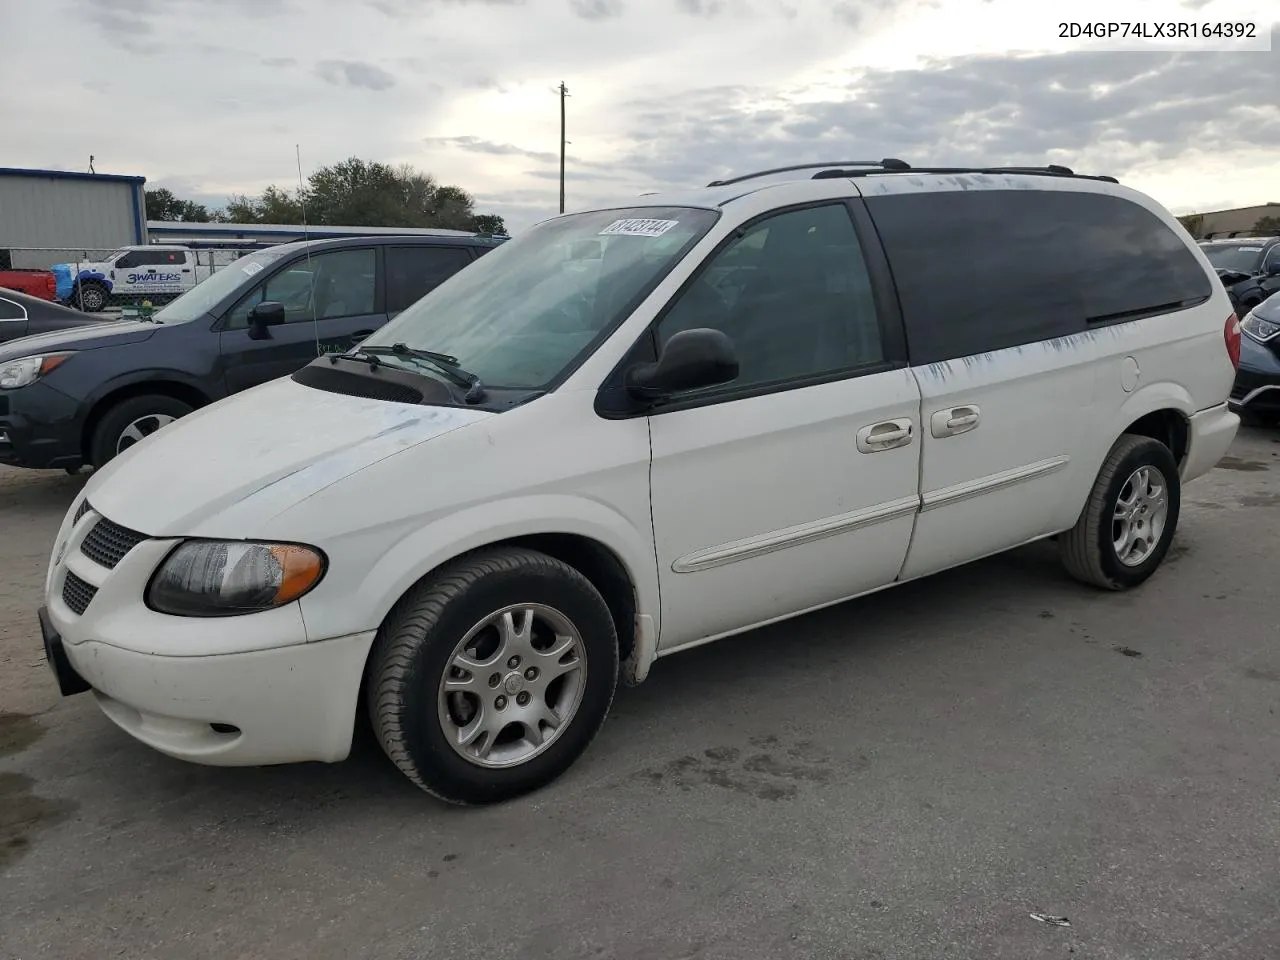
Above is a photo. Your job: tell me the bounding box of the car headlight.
[147,540,327,617]
[0,353,74,390]
[1241,310,1280,342]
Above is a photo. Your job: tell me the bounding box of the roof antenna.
[295,144,320,359]
[88,155,96,174]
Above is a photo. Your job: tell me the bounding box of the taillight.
[1225,312,1241,370]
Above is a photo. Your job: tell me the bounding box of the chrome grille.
[62,571,98,616]
[81,516,148,570]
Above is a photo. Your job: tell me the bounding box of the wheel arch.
[1112,382,1194,466]
[81,378,215,461]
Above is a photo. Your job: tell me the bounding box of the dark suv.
[0,234,501,471]
[1198,237,1280,314]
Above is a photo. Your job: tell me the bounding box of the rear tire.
[89,394,192,467]
[367,546,619,805]
[1059,434,1180,590]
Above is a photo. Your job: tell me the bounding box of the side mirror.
[1266,262,1280,278]
[248,300,285,338]
[625,328,738,400]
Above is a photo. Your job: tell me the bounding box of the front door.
[218,247,385,393]
[646,201,921,650]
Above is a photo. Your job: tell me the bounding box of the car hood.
[0,320,157,361]
[1250,291,1280,322]
[83,376,494,537]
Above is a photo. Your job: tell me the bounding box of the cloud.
[676,0,726,14]
[316,60,398,91]
[260,56,296,67]
[424,136,561,164]
[570,0,625,18]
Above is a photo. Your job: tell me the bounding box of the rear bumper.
[1183,402,1239,483]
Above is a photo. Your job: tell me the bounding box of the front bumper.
[1228,337,1280,413]
[43,503,376,766]
[0,381,86,469]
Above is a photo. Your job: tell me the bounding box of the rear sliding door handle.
[930,405,981,438]
[856,418,914,454]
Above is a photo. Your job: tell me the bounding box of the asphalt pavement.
[2,427,1278,960]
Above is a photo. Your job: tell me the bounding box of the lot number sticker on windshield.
[1236,247,1263,253]
[242,262,265,276]
[599,218,679,238]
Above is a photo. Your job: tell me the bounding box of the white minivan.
[39,161,1240,804]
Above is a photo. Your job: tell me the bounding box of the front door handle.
[856,418,914,453]
[930,404,981,438]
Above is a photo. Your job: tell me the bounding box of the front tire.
[89,394,192,467]
[367,547,619,805]
[1059,434,1181,590]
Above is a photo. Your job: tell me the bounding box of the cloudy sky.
[2,0,1277,231]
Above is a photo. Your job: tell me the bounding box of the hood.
[0,320,158,361]
[1250,291,1280,323]
[83,376,494,537]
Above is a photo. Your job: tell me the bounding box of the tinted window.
[225,248,377,329]
[0,297,25,321]
[655,203,883,391]
[386,246,474,314]
[116,249,181,268]
[866,190,1214,365]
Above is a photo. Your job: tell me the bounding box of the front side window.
[224,248,377,329]
[359,206,719,390]
[152,246,295,325]
[655,203,884,391]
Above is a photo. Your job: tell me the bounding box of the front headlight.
[1241,310,1280,342]
[147,540,327,617]
[0,353,74,390]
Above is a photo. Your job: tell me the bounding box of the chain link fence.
[0,244,262,316]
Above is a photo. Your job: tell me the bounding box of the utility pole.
[558,81,569,214]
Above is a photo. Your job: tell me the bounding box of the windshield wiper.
[338,343,487,403]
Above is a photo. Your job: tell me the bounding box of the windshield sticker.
[1234,247,1263,253]
[599,218,679,238]
[242,262,265,276]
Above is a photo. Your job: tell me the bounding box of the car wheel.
[367,546,619,805]
[89,394,192,467]
[75,282,109,312]
[1059,434,1181,590]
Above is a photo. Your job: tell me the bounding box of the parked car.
[1198,237,1280,315]
[53,245,219,312]
[0,233,500,471]
[37,161,1238,805]
[0,289,106,344]
[0,268,58,301]
[1229,290,1280,419]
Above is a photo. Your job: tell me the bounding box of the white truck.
[53,245,233,312]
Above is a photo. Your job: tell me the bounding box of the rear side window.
[0,297,25,321]
[385,246,474,314]
[865,190,1214,365]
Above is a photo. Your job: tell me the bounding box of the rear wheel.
[367,546,619,805]
[89,394,192,467]
[1059,434,1180,590]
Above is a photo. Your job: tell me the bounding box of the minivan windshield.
[152,246,295,325]
[359,206,719,390]
[1200,242,1268,274]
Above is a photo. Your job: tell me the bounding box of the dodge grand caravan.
[39,160,1239,805]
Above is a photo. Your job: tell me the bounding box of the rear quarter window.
[865,189,1214,365]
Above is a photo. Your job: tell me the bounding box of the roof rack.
[810,162,1118,184]
[706,158,910,187]
[706,158,1118,188]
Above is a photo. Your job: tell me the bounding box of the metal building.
[0,167,147,269]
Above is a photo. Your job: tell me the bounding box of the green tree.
[1176,213,1204,237]
[1255,215,1280,234]
[212,158,504,232]
[145,187,211,222]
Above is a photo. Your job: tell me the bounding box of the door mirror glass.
[626,328,738,399]
[1266,260,1280,278]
